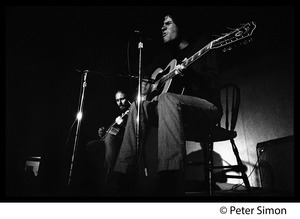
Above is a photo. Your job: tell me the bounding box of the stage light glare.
[76,111,82,121]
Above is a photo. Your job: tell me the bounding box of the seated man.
[113,12,223,197]
[84,88,131,195]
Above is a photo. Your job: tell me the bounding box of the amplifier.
[256,135,294,194]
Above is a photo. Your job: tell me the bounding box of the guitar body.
[100,110,129,141]
[147,59,177,101]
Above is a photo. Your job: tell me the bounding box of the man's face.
[161,15,179,43]
[115,91,128,112]
[141,81,150,95]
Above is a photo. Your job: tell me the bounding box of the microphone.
[76,69,89,73]
[75,69,112,79]
[76,69,105,74]
[128,75,155,84]
[134,30,153,41]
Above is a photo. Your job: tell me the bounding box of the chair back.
[217,83,240,132]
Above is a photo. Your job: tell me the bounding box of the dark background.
[5,6,294,200]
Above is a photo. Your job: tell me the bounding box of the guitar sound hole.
[156,67,170,87]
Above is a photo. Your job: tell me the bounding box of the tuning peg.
[222,45,234,52]
[222,47,230,52]
[241,38,253,45]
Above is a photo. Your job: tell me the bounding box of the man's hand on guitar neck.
[115,116,124,125]
[174,58,187,76]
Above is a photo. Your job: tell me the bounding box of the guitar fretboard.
[159,42,213,85]
[182,42,212,68]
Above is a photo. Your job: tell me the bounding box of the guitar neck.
[159,42,212,84]
[182,42,212,68]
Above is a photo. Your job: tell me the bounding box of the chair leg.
[230,139,252,193]
[208,142,214,196]
[203,141,213,196]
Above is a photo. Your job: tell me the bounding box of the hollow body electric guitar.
[100,109,129,141]
[145,21,256,101]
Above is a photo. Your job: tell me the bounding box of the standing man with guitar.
[84,88,131,196]
[113,12,223,196]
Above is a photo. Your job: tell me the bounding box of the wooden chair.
[186,82,252,196]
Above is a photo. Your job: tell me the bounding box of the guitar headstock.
[211,21,256,51]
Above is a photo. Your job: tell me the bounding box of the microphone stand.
[136,33,147,177]
[68,70,88,186]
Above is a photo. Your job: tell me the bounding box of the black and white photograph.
[5,5,295,205]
